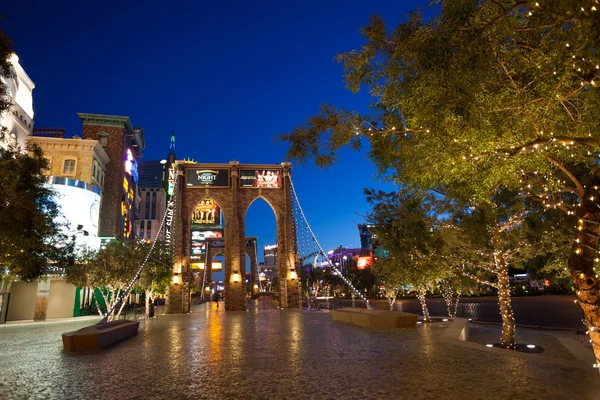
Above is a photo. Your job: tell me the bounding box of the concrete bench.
[62,320,140,352]
[330,308,419,328]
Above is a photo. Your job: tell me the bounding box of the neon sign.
[124,149,138,183]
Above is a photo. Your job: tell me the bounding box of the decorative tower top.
[167,130,176,163]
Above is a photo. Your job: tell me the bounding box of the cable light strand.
[288,175,375,310]
[100,166,178,323]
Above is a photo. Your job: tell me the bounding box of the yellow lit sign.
[190,262,222,271]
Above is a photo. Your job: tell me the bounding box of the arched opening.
[189,196,224,304]
[244,196,277,300]
[211,251,226,301]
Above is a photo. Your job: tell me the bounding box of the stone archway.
[166,161,299,312]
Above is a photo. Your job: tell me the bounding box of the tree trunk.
[490,227,516,349]
[388,297,396,311]
[441,284,457,318]
[570,196,600,370]
[417,289,430,322]
[452,289,461,318]
[496,261,515,349]
[145,291,151,318]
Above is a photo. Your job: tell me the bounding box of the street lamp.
[343,255,348,276]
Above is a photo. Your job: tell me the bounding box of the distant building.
[326,246,362,272]
[31,127,66,138]
[0,53,35,151]
[136,161,167,241]
[264,244,278,268]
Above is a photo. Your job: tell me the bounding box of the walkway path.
[0,303,598,399]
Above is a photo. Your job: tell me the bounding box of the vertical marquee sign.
[165,165,176,246]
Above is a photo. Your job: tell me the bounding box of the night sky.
[2,0,426,273]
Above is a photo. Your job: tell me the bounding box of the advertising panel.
[207,238,225,249]
[190,228,223,260]
[191,198,221,226]
[51,181,101,250]
[239,170,282,188]
[190,262,223,271]
[186,169,230,188]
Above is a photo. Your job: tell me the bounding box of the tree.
[366,189,451,321]
[136,240,173,318]
[442,192,528,348]
[282,1,600,362]
[0,29,75,283]
[0,29,14,116]
[67,241,139,321]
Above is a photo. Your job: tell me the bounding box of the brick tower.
[79,113,145,240]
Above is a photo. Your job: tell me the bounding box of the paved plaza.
[0,302,599,400]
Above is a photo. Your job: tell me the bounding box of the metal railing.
[321,298,584,330]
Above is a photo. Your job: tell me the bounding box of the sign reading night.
[239,170,282,188]
[186,169,230,188]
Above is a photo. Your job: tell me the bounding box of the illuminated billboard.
[190,228,223,260]
[239,170,282,188]
[186,169,229,188]
[124,148,138,183]
[190,262,223,271]
[49,179,101,249]
[191,198,221,226]
[206,238,225,249]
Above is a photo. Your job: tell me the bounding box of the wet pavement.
[0,301,599,400]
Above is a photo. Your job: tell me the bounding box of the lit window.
[63,159,76,175]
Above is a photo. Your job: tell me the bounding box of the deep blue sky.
[2,0,426,270]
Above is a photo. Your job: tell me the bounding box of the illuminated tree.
[366,189,451,321]
[136,240,173,318]
[282,1,600,361]
[67,242,139,321]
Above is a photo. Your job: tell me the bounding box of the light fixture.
[290,269,297,281]
[233,271,240,283]
[486,344,493,348]
[253,284,258,289]
[527,344,536,349]
[173,272,180,285]
[160,159,167,165]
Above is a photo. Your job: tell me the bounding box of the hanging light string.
[288,175,375,309]
[100,164,178,323]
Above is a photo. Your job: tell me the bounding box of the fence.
[324,298,584,330]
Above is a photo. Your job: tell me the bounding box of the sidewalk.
[0,315,101,327]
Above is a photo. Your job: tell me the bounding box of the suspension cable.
[100,165,178,323]
[288,175,374,309]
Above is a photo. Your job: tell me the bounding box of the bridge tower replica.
[165,161,300,312]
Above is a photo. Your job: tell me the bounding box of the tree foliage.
[366,189,453,318]
[0,30,75,282]
[67,240,173,319]
[282,0,600,355]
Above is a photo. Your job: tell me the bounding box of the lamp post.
[342,255,348,277]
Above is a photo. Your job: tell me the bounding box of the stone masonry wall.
[82,125,125,238]
[168,163,300,313]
